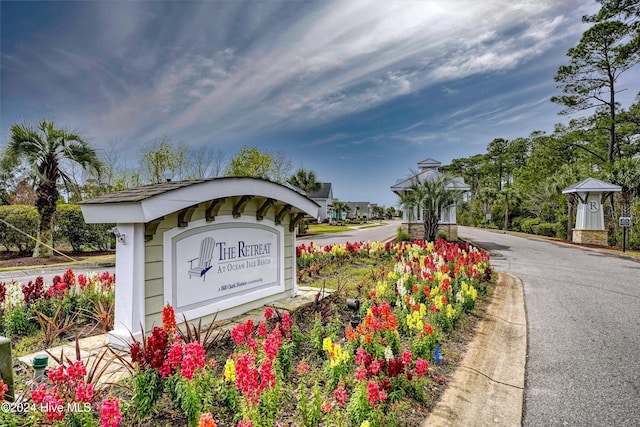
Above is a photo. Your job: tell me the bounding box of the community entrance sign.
[80,178,318,348]
[562,177,621,247]
[166,221,283,320]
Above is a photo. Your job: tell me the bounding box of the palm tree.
[287,168,322,195]
[2,119,101,257]
[408,173,461,242]
[332,200,349,222]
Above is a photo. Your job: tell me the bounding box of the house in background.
[307,182,334,222]
[390,157,470,240]
[345,201,371,219]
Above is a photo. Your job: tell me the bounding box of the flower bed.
[1,239,491,426]
[0,269,115,346]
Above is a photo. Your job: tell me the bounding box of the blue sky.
[2,0,638,207]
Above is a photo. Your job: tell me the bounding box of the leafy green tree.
[288,168,322,194]
[140,138,188,183]
[1,119,101,257]
[551,20,639,163]
[225,147,292,182]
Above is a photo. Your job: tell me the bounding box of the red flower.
[424,324,433,335]
[264,306,274,320]
[162,304,177,335]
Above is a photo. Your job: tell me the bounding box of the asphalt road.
[458,226,640,427]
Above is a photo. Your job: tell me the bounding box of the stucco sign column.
[80,178,318,349]
[562,177,621,246]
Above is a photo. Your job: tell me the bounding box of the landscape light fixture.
[111,226,126,244]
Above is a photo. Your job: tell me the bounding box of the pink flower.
[74,380,93,403]
[263,326,282,359]
[181,342,206,380]
[369,360,382,376]
[257,321,267,338]
[100,397,122,427]
[334,382,347,406]
[168,342,184,369]
[296,360,309,375]
[355,365,368,381]
[321,400,333,413]
[367,380,387,408]
[259,358,275,391]
[402,350,412,366]
[238,420,253,427]
[235,354,260,405]
[0,379,8,401]
[264,306,274,320]
[415,358,429,378]
[281,311,292,332]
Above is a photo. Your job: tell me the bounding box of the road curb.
[423,272,526,426]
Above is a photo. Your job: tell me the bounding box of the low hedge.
[0,205,38,254]
[0,204,113,253]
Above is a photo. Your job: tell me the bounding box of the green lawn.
[305,223,352,234]
[305,221,385,235]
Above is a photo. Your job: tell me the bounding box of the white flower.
[384,346,394,361]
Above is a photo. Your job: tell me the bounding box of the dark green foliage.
[532,222,560,238]
[54,204,113,251]
[0,205,38,253]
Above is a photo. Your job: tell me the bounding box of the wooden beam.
[178,204,199,227]
[275,204,291,225]
[256,198,276,221]
[145,217,164,242]
[205,198,226,221]
[232,195,253,218]
[289,212,306,232]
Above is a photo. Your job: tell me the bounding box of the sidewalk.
[423,272,527,426]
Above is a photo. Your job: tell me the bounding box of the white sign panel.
[164,220,283,317]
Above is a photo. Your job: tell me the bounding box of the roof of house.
[390,160,470,193]
[562,177,622,194]
[417,157,441,170]
[307,182,333,199]
[79,176,319,223]
[345,201,370,211]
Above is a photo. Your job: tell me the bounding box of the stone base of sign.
[401,223,459,241]
[572,229,608,246]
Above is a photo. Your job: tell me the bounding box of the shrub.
[0,205,38,253]
[396,227,411,242]
[532,222,557,237]
[53,204,114,251]
[520,217,541,234]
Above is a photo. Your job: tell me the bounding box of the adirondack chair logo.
[188,237,216,280]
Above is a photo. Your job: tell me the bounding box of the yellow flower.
[360,421,371,427]
[419,303,427,317]
[376,280,387,296]
[446,304,457,319]
[322,337,332,352]
[223,358,236,382]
